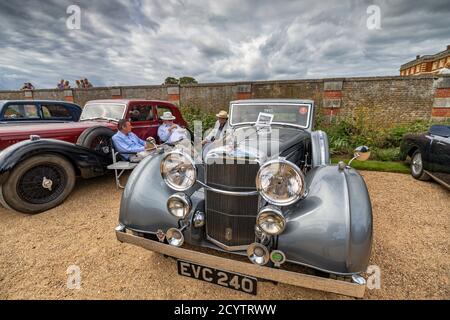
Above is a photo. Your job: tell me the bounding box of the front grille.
[206,161,259,191]
[205,159,260,249]
[206,191,258,248]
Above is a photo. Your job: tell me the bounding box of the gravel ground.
[0,171,448,300]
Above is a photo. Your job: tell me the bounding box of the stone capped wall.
[1,75,449,125]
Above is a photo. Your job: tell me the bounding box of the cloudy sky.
[0,0,449,89]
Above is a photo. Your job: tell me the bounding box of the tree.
[164,76,198,85]
[179,76,198,85]
[164,77,179,85]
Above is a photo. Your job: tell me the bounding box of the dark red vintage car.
[0,99,187,151]
[0,99,187,214]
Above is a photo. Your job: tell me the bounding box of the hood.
[0,121,117,149]
[204,125,310,163]
[0,120,116,135]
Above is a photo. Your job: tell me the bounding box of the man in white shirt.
[202,110,229,146]
[158,111,189,144]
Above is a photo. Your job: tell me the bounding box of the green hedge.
[180,104,449,162]
[316,107,450,161]
[179,104,216,133]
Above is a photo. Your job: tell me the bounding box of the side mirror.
[348,146,370,167]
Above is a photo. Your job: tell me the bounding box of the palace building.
[400,45,450,76]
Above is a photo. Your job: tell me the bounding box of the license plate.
[177,260,257,295]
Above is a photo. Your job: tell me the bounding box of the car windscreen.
[80,103,126,121]
[230,103,311,128]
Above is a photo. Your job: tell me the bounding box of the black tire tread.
[76,126,115,147]
[1,154,76,214]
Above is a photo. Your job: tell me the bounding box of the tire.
[1,154,76,214]
[76,126,115,156]
[410,150,430,181]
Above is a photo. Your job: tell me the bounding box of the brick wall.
[1,75,449,125]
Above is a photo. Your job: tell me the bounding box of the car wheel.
[0,154,76,214]
[410,150,430,181]
[76,126,115,156]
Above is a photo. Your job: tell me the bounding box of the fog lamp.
[166,228,184,247]
[167,193,192,219]
[256,206,286,235]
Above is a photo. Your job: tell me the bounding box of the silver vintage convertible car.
[115,99,373,297]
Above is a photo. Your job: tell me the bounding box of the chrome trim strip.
[197,180,259,196]
[205,155,261,165]
[206,235,249,252]
[116,230,366,298]
[424,170,450,189]
[132,124,159,129]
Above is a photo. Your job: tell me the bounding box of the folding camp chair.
[107,145,139,189]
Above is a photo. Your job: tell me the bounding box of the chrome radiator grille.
[205,161,259,249]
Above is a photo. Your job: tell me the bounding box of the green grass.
[331,158,410,174]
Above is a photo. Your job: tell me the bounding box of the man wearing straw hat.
[202,110,229,147]
[158,111,185,143]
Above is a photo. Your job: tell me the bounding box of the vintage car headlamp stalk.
[256,206,286,235]
[160,151,197,191]
[256,159,305,206]
[167,193,192,220]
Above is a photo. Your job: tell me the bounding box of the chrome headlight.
[255,159,305,206]
[256,206,286,235]
[160,151,197,191]
[167,193,192,219]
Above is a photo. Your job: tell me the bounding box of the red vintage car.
[0,99,187,214]
[0,99,187,151]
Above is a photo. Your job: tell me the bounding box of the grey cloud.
[0,0,448,90]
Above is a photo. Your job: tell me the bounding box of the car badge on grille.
[225,228,233,241]
[156,229,166,242]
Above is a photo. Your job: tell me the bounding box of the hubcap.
[91,136,111,155]
[411,153,422,175]
[42,177,53,191]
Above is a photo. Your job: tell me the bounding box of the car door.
[0,102,41,122]
[127,102,158,140]
[429,125,450,185]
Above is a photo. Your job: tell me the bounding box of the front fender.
[0,139,110,181]
[119,153,204,237]
[278,166,373,275]
[119,153,178,232]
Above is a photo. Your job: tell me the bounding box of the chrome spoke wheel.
[411,152,422,176]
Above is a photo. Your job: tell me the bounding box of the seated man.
[158,111,182,143]
[112,119,156,161]
[202,110,229,146]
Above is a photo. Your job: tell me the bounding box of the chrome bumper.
[115,228,366,298]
